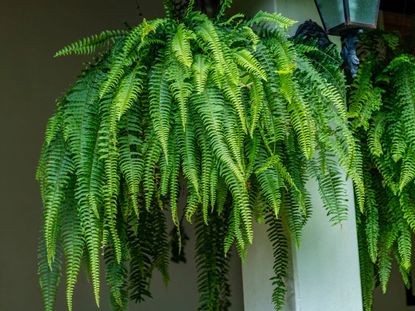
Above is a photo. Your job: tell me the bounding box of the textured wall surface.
[0,1,243,310]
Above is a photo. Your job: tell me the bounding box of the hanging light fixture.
[299,0,381,77]
[314,0,380,35]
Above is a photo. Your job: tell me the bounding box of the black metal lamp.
[314,0,380,35]
[313,0,381,77]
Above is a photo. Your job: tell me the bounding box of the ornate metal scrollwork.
[340,30,362,78]
[293,19,331,49]
[294,19,361,78]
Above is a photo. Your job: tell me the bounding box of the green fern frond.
[234,49,267,81]
[221,74,248,133]
[217,0,233,20]
[122,19,165,57]
[250,11,297,31]
[196,211,232,311]
[281,189,304,246]
[43,134,74,265]
[223,102,245,175]
[257,151,300,198]
[248,75,265,137]
[308,155,348,225]
[285,84,315,159]
[400,192,415,231]
[65,71,106,303]
[119,104,144,218]
[149,61,172,163]
[266,214,288,311]
[163,0,174,18]
[62,196,84,311]
[99,56,126,99]
[399,150,415,192]
[367,114,385,157]
[389,120,406,163]
[172,24,195,68]
[151,207,170,284]
[179,122,200,200]
[168,60,193,129]
[348,60,382,129]
[113,65,145,121]
[99,93,123,263]
[397,217,412,271]
[105,230,128,311]
[185,191,201,222]
[168,127,181,226]
[38,236,62,311]
[357,223,375,311]
[195,19,226,76]
[99,19,164,98]
[128,213,153,302]
[257,166,282,219]
[378,241,393,293]
[185,0,195,17]
[192,54,210,94]
[143,132,162,211]
[55,30,127,57]
[365,199,379,263]
[64,62,105,219]
[194,85,243,183]
[199,132,214,224]
[79,194,102,306]
[45,110,63,145]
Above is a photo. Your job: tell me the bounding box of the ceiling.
[381,0,415,15]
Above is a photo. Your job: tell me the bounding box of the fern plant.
[349,31,415,311]
[37,1,361,310]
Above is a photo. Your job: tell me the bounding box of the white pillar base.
[242,178,363,311]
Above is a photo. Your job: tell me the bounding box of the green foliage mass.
[350,31,415,311]
[37,1,360,310]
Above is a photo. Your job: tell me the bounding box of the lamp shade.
[314,0,380,35]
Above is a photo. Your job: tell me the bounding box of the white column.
[242,179,363,311]
[241,1,363,310]
[242,222,296,311]
[291,178,363,311]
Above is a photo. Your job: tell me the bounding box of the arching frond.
[149,61,172,163]
[38,236,62,311]
[62,195,84,311]
[172,24,195,68]
[217,0,233,20]
[55,30,127,57]
[266,214,288,311]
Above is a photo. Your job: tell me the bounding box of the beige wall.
[0,1,243,310]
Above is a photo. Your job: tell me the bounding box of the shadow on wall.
[374,263,415,310]
[0,0,243,310]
